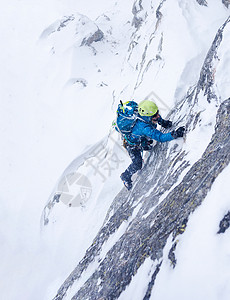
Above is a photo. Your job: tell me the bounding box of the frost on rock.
[81,28,104,46]
[196,0,208,6]
[168,241,178,269]
[132,0,144,28]
[196,0,230,8]
[126,0,167,92]
[40,15,75,39]
[40,13,104,48]
[75,14,104,47]
[66,78,88,88]
[222,0,230,8]
[196,16,230,102]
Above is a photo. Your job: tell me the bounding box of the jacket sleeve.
[141,123,174,142]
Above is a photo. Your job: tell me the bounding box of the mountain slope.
[50,5,230,300]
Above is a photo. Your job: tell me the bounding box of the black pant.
[122,145,143,183]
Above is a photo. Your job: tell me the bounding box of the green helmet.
[138,100,158,116]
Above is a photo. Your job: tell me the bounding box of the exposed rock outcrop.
[222,0,230,8]
[196,0,208,6]
[132,0,144,28]
[217,211,230,234]
[196,0,230,8]
[81,28,104,46]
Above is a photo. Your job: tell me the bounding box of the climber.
[116,100,185,190]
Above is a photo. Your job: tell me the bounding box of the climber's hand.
[171,127,185,139]
[162,120,172,129]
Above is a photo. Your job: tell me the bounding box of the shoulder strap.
[136,116,148,124]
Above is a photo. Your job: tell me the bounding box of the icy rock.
[40,15,75,39]
[81,28,104,46]
[196,0,230,8]
[222,0,230,8]
[168,242,178,269]
[132,0,144,28]
[74,14,104,47]
[143,262,162,300]
[41,13,104,49]
[217,211,230,234]
[196,0,208,6]
[196,16,230,102]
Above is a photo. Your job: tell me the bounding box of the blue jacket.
[125,115,174,145]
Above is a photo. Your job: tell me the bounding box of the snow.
[1,0,230,299]
[214,22,230,101]
[183,97,218,164]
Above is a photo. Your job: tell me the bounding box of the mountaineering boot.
[120,172,132,190]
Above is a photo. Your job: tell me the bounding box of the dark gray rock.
[40,15,75,39]
[217,211,230,233]
[222,0,230,8]
[132,0,144,28]
[196,0,208,6]
[168,241,178,269]
[196,16,230,102]
[57,15,75,31]
[196,0,230,8]
[143,262,162,300]
[81,28,104,46]
[132,15,143,29]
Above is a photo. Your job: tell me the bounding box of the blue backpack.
[116,101,138,135]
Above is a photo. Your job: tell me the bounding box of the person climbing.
[115,99,185,190]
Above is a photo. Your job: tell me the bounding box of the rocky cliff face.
[52,11,230,300]
[196,0,229,8]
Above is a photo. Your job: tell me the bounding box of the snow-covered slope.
[1,0,230,300]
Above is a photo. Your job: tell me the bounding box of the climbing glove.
[171,127,185,139]
[162,120,172,128]
[158,118,172,128]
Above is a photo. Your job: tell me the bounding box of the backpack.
[115,101,138,135]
